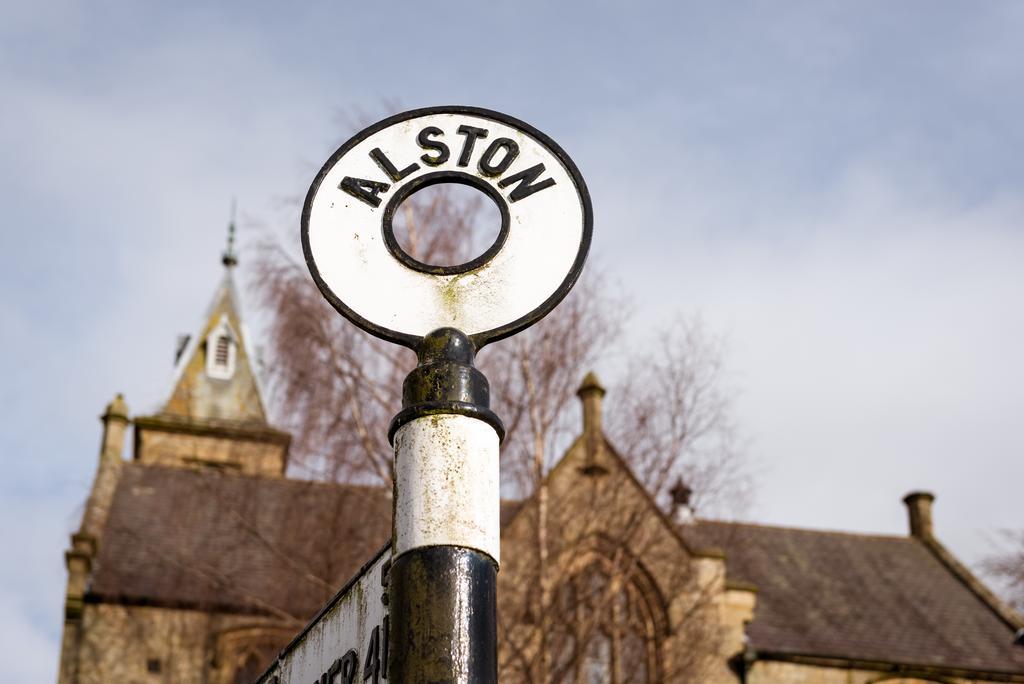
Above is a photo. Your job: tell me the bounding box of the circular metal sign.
[302,106,592,349]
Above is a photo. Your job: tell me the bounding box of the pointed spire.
[160,247,268,426]
[222,199,238,268]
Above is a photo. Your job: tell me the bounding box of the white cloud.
[605,157,1024,563]
[3,0,1023,670]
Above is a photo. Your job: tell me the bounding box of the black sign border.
[301,105,593,350]
[380,170,511,277]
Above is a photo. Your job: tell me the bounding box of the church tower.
[58,219,293,684]
[131,219,290,477]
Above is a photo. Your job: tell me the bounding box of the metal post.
[301,106,592,684]
[387,328,503,683]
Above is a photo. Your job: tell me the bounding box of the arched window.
[550,565,658,684]
[214,624,293,684]
[232,651,268,684]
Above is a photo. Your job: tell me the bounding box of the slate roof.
[685,520,1024,676]
[90,464,1024,675]
[90,464,391,618]
[90,464,523,620]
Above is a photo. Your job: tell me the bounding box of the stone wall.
[748,659,993,684]
[135,424,287,477]
[66,603,292,684]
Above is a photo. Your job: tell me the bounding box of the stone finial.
[670,477,693,507]
[577,372,606,434]
[102,393,129,422]
[903,491,935,539]
[98,392,129,465]
[670,477,695,524]
[77,394,131,554]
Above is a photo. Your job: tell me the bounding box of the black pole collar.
[388,328,505,444]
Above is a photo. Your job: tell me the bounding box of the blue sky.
[2,2,1023,679]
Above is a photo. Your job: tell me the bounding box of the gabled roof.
[685,520,1024,676]
[86,362,1024,677]
[90,467,1024,676]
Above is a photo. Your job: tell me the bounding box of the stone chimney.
[670,477,695,525]
[577,372,608,475]
[903,490,935,540]
[578,372,605,433]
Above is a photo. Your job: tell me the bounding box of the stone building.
[59,248,1024,683]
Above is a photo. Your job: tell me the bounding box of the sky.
[2,1,1023,679]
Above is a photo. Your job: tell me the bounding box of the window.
[551,565,658,684]
[232,651,267,684]
[215,625,294,684]
[581,632,612,684]
[205,316,237,380]
[146,658,161,674]
[214,335,230,367]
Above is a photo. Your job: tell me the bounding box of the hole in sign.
[385,175,507,275]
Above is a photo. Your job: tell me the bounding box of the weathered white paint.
[393,414,501,564]
[306,111,587,341]
[258,546,390,684]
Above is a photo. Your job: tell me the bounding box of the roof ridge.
[124,462,389,492]
[916,534,1024,631]
[124,463,530,503]
[694,517,911,541]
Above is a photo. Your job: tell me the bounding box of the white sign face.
[302,106,592,349]
[258,547,390,684]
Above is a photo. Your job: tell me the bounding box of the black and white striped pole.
[302,107,592,683]
[387,327,503,681]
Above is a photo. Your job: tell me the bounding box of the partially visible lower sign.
[258,545,391,684]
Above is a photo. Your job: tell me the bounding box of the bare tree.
[606,318,750,519]
[252,183,492,485]
[497,462,730,683]
[248,174,746,682]
[983,531,1024,613]
[65,102,750,683]
[488,312,739,682]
